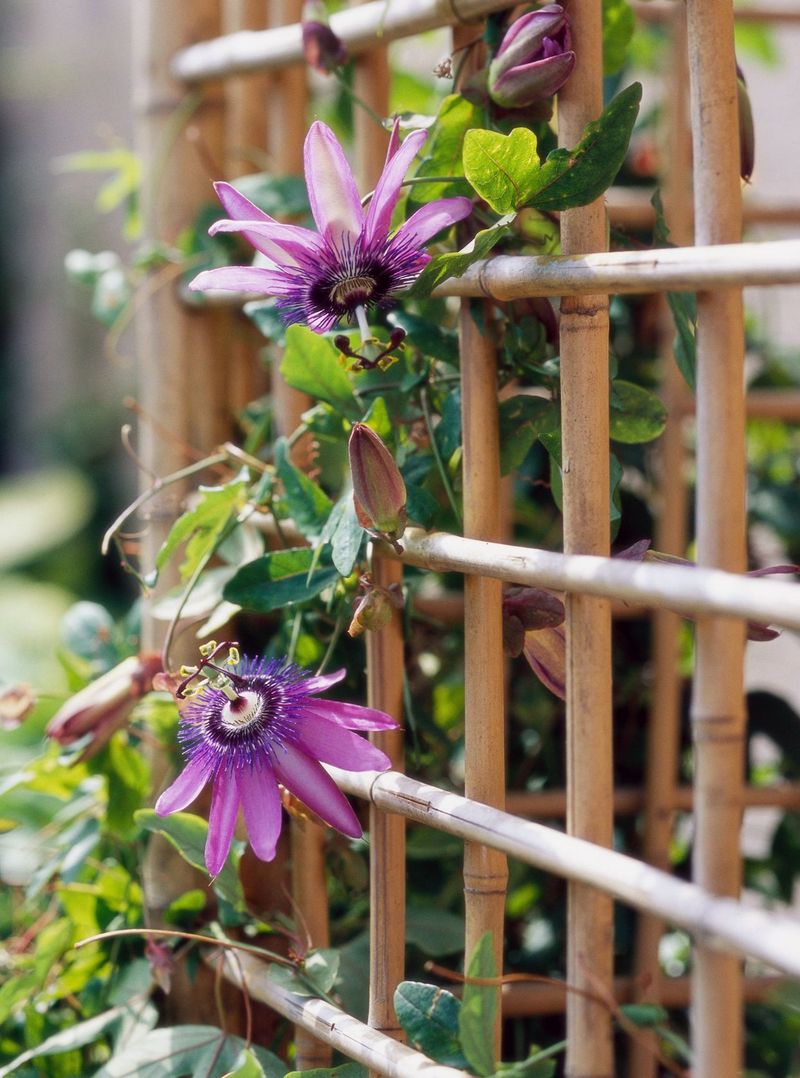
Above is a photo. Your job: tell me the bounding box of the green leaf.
[281,325,359,418]
[284,1065,365,1078]
[405,907,465,957]
[0,1003,158,1078]
[609,380,667,444]
[407,94,481,209]
[156,478,248,580]
[463,127,542,215]
[652,189,696,389]
[492,1042,563,1078]
[459,932,498,1077]
[223,1048,267,1078]
[95,1026,283,1078]
[222,548,339,613]
[326,496,365,577]
[498,396,558,474]
[528,83,642,212]
[134,809,245,910]
[0,467,94,571]
[229,172,310,218]
[267,947,339,997]
[361,395,393,444]
[435,389,462,462]
[92,733,151,838]
[619,1002,669,1028]
[407,217,514,298]
[603,0,636,75]
[244,300,288,347]
[393,982,471,1070]
[405,482,440,530]
[275,438,333,538]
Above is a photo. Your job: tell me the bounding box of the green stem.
[420,386,463,529]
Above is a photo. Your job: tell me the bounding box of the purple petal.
[155,754,211,815]
[302,668,347,695]
[304,699,397,731]
[272,743,362,838]
[209,218,322,267]
[364,128,427,246]
[294,712,393,771]
[205,769,240,876]
[492,52,576,106]
[214,181,273,223]
[384,116,402,164]
[189,266,298,296]
[239,762,283,862]
[395,197,473,248]
[304,121,364,242]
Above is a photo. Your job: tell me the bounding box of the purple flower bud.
[302,1,347,74]
[737,65,755,183]
[488,5,576,108]
[348,423,407,543]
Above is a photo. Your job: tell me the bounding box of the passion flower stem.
[354,304,371,346]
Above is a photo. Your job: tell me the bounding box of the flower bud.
[348,423,407,543]
[736,64,755,183]
[46,652,162,758]
[488,5,576,109]
[348,586,395,638]
[503,586,565,658]
[301,1,347,74]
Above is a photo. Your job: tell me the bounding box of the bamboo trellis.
[132,2,800,1076]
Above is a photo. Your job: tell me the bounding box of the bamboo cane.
[394,529,800,631]
[628,12,692,1075]
[633,0,800,25]
[331,766,800,978]
[606,187,800,229]
[686,2,747,1074]
[453,19,508,1059]
[133,0,245,1032]
[173,0,515,80]
[555,4,614,1069]
[352,39,409,1062]
[505,782,800,818]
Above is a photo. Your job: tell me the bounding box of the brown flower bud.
[348,423,407,543]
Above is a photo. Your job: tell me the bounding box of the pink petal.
[305,699,397,731]
[395,196,473,248]
[384,116,402,164]
[272,742,362,838]
[239,762,283,862]
[214,181,273,223]
[302,668,347,695]
[155,754,211,815]
[304,121,364,242]
[188,266,297,296]
[295,712,392,771]
[205,769,240,876]
[363,128,428,246]
[209,218,322,267]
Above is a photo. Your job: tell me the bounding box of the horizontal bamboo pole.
[432,239,800,299]
[633,0,800,24]
[395,530,800,631]
[506,783,800,818]
[213,951,468,1078]
[173,0,510,81]
[606,187,800,229]
[329,767,800,978]
[501,973,784,1017]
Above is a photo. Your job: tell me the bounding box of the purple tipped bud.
[503,586,565,657]
[348,423,407,543]
[302,1,347,74]
[523,624,566,700]
[736,65,755,183]
[488,5,575,108]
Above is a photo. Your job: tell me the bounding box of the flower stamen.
[330,276,376,308]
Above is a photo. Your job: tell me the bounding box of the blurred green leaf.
[609,380,667,444]
[94,1026,283,1078]
[0,469,94,571]
[275,438,333,538]
[459,931,498,1077]
[406,907,465,956]
[603,0,635,75]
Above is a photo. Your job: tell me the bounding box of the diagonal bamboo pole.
[352,42,408,1060]
[686,2,747,1075]
[628,11,692,1076]
[558,2,614,1073]
[454,20,508,1060]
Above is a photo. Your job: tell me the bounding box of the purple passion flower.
[188,120,473,333]
[155,657,397,876]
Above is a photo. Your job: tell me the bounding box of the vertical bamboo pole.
[223,0,272,413]
[352,34,408,1058]
[133,0,244,1031]
[557,3,614,1074]
[686,2,747,1075]
[453,23,508,1059]
[627,13,692,1077]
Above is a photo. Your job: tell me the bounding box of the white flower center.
[220,690,262,731]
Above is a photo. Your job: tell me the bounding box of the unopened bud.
[523,624,566,700]
[348,580,403,638]
[488,5,575,109]
[301,1,347,74]
[737,64,755,183]
[348,423,407,543]
[503,586,565,658]
[46,652,162,758]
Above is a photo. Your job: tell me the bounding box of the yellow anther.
[199,640,218,657]
[226,647,240,666]
[179,665,198,678]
